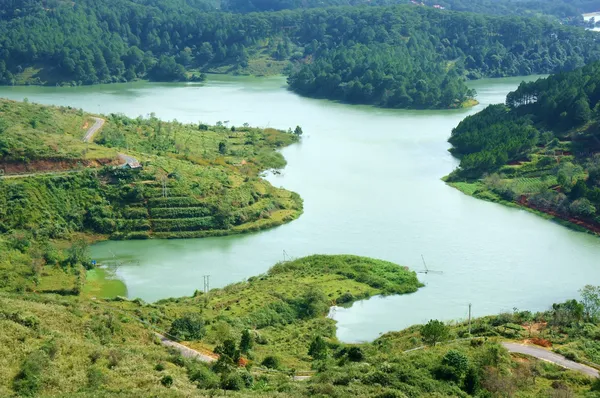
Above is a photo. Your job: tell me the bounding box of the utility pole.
[202,275,210,303]
[161,176,168,198]
[468,303,472,335]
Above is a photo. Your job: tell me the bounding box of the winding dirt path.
[83,117,105,143]
[502,342,599,378]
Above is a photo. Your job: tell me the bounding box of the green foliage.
[65,239,91,269]
[261,355,281,369]
[13,350,50,396]
[168,314,206,340]
[294,286,329,319]
[308,335,328,360]
[240,329,253,353]
[421,319,450,346]
[579,285,600,323]
[448,62,600,232]
[160,375,174,387]
[438,349,469,381]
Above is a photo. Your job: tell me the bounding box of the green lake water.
[2,75,600,342]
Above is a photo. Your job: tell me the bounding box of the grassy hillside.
[117,255,423,369]
[0,99,303,241]
[2,255,600,397]
[0,293,199,397]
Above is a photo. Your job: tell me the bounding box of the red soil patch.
[518,197,600,235]
[530,337,552,348]
[0,158,120,175]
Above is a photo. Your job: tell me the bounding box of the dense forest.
[2,1,600,108]
[222,0,600,23]
[448,61,600,232]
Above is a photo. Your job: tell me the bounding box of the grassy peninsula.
[446,61,600,236]
[3,254,600,397]
[0,98,303,241]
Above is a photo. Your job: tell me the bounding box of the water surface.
[2,75,600,342]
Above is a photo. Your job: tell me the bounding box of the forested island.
[2,0,600,108]
[447,61,600,234]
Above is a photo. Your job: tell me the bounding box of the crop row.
[151,216,216,232]
[148,196,204,208]
[149,206,212,219]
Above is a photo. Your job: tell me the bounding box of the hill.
[1,2,600,108]
[0,99,303,242]
[3,254,600,397]
[447,61,600,235]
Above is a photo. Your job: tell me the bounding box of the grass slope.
[0,99,303,241]
[113,255,423,370]
[3,254,597,397]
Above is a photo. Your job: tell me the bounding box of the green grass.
[0,99,303,243]
[0,292,199,397]
[111,255,422,369]
[83,268,127,299]
[1,252,597,397]
[0,99,117,163]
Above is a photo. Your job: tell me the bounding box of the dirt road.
[502,342,599,378]
[83,117,105,143]
[155,333,217,363]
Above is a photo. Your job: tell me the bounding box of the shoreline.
[447,180,600,237]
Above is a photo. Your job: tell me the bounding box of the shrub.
[308,336,328,360]
[261,355,281,369]
[221,372,244,390]
[347,346,364,362]
[190,365,220,389]
[240,329,253,353]
[13,350,49,396]
[87,367,105,388]
[438,350,469,381]
[336,291,355,305]
[155,363,165,371]
[169,314,206,340]
[160,375,173,387]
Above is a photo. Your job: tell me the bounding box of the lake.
[2,75,600,343]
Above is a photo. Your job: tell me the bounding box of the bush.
[308,336,328,360]
[221,372,244,390]
[336,291,355,305]
[13,350,49,396]
[347,346,364,362]
[169,314,206,340]
[189,365,219,389]
[261,355,281,369]
[87,367,105,388]
[160,375,173,387]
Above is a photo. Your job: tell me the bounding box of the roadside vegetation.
[447,61,600,235]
